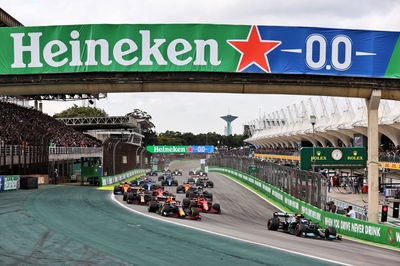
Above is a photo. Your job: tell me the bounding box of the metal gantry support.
[367,90,381,223]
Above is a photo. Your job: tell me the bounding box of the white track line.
[110,192,350,265]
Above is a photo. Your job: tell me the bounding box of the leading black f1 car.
[267,212,341,240]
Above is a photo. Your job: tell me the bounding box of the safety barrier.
[100,169,147,186]
[210,166,400,248]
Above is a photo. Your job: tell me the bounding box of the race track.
[0,160,398,265]
[115,160,399,266]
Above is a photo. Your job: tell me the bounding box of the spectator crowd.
[0,101,101,147]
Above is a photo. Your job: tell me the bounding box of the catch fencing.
[208,156,326,209]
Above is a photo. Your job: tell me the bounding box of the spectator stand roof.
[0,8,23,27]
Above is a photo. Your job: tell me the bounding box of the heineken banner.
[147,145,214,153]
[0,24,399,77]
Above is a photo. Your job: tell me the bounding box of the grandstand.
[245,97,400,151]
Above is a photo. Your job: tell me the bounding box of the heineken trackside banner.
[147,145,214,153]
[0,24,400,78]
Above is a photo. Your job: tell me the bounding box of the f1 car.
[185,186,213,201]
[176,183,195,193]
[161,175,178,186]
[126,188,153,205]
[267,212,341,240]
[113,182,131,195]
[187,196,221,214]
[148,197,201,220]
[171,169,183,176]
[146,171,158,176]
[139,178,157,191]
[196,177,214,188]
[189,170,207,177]
[130,177,145,186]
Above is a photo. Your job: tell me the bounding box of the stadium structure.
[245,97,400,149]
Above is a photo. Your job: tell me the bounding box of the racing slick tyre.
[126,192,134,203]
[158,176,164,181]
[144,194,151,203]
[113,186,120,194]
[209,181,214,188]
[204,192,213,201]
[189,201,197,208]
[173,180,178,186]
[148,201,159,213]
[161,181,166,186]
[267,217,280,231]
[160,204,170,216]
[186,192,195,199]
[188,178,195,183]
[191,207,199,217]
[182,198,191,207]
[295,224,306,237]
[123,192,128,201]
[212,203,221,214]
[325,227,337,239]
[176,185,183,193]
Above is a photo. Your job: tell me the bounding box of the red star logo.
[187,147,193,152]
[227,26,281,73]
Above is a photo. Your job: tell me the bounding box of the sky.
[1,0,399,134]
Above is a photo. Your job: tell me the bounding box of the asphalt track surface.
[0,161,397,265]
[116,161,400,266]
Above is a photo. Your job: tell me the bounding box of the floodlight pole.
[310,115,317,172]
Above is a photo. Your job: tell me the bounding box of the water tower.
[220,114,238,136]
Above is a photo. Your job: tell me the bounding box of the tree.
[156,131,246,147]
[53,104,108,118]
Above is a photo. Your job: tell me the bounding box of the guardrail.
[210,166,400,248]
[100,168,147,186]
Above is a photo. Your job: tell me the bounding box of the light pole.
[310,115,316,172]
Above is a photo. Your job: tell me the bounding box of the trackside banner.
[100,169,147,186]
[0,24,400,77]
[0,175,20,192]
[209,166,400,248]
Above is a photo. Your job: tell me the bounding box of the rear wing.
[273,212,295,218]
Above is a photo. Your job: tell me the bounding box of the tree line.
[152,131,245,147]
[54,106,245,147]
